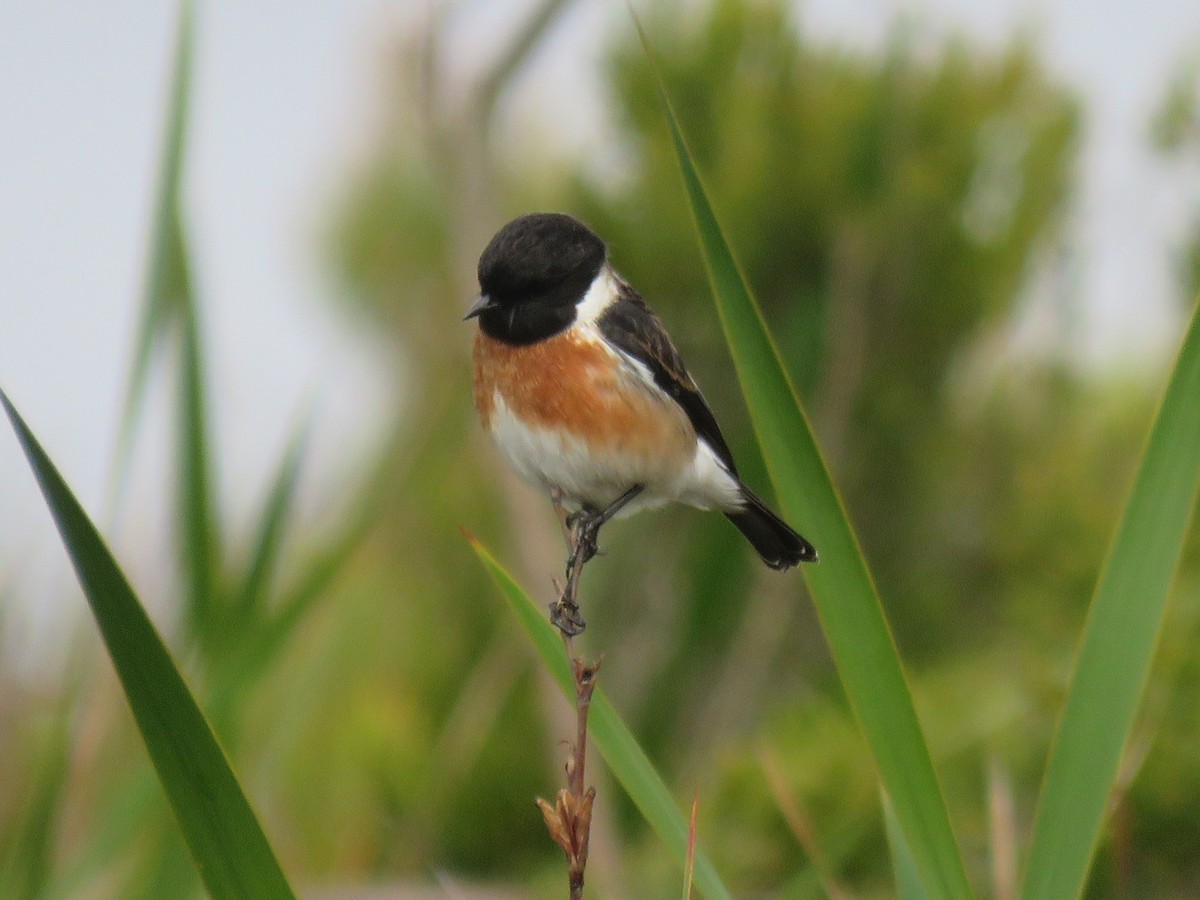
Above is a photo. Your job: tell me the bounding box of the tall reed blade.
[0,691,72,899]
[113,0,194,488]
[1,391,296,900]
[236,420,310,618]
[1022,299,1200,899]
[885,795,930,900]
[178,292,220,635]
[634,18,972,899]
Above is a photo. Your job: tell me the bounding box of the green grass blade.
[236,420,309,617]
[467,536,734,900]
[637,23,971,899]
[0,699,71,899]
[885,795,931,900]
[1,391,296,900]
[55,769,162,898]
[1022,301,1200,899]
[206,422,319,734]
[256,460,386,661]
[106,0,220,634]
[112,1,194,488]
[177,277,220,635]
[106,0,220,635]
[209,466,383,723]
[129,826,196,900]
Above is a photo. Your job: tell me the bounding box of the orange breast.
[472,328,695,468]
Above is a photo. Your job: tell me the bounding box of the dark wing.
[597,280,739,476]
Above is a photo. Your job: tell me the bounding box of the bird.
[467,213,816,626]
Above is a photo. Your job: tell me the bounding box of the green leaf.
[1,390,296,900]
[178,293,220,636]
[105,0,220,636]
[885,795,931,900]
[129,826,197,900]
[0,695,72,899]
[104,0,219,634]
[55,769,162,898]
[636,20,972,899]
[256,457,386,667]
[207,420,310,730]
[112,1,194,490]
[467,536,734,900]
[207,457,383,728]
[236,419,309,618]
[1022,300,1200,899]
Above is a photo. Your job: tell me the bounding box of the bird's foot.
[573,513,603,567]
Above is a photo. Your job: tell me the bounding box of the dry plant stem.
[537,622,601,898]
[567,641,601,898]
[539,491,629,899]
[566,640,601,793]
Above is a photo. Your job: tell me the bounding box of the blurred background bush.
[3,0,1200,896]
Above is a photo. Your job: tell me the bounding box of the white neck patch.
[573,264,620,328]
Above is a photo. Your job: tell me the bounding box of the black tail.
[725,486,818,570]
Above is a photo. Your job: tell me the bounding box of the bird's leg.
[549,486,572,546]
[573,484,643,566]
[550,521,592,637]
[550,485,644,637]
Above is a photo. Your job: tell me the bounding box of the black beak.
[464,295,497,321]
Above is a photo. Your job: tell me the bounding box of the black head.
[467,213,607,345]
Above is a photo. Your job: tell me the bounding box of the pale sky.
[2,0,1199,672]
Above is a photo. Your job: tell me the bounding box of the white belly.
[488,390,742,516]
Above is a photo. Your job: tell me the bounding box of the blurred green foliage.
[332,0,1093,892]
[1155,56,1200,304]
[4,0,1200,896]
[571,2,1081,661]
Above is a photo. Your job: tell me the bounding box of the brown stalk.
[538,496,605,899]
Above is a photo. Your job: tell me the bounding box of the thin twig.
[538,500,603,898]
